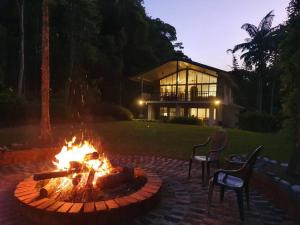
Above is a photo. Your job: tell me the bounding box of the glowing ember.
[47,136,112,193]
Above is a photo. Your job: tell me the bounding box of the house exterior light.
[214,100,221,106]
[138,99,144,106]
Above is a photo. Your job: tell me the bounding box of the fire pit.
[14,137,162,225]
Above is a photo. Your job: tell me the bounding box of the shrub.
[169,116,202,125]
[239,111,277,132]
[0,89,28,125]
[93,102,133,121]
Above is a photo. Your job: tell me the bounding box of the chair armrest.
[191,137,211,156]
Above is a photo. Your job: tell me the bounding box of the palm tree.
[40,0,52,143]
[232,11,279,112]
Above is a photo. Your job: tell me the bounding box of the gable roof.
[131,59,237,88]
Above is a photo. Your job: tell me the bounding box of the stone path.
[0,155,297,225]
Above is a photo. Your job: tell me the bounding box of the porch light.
[214,100,221,106]
[138,99,144,106]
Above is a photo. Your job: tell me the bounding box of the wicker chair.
[188,130,228,185]
[208,145,263,220]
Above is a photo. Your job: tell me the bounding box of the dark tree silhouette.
[232,11,280,112]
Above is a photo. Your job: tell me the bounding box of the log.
[96,166,134,189]
[72,174,82,186]
[40,179,60,197]
[86,169,95,189]
[84,152,99,161]
[34,170,72,181]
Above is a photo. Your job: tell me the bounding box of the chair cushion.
[194,155,212,162]
[216,172,244,189]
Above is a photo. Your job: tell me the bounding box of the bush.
[93,102,133,121]
[239,112,277,132]
[0,89,28,125]
[169,116,202,125]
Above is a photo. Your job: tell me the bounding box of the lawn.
[0,121,294,162]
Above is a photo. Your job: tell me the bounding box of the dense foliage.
[0,0,186,120]
[238,112,277,132]
[280,0,300,176]
[169,116,202,126]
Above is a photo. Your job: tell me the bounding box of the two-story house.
[132,59,242,127]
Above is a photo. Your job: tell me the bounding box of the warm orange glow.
[214,100,221,106]
[138,99,144,106]
[51,136,112,192]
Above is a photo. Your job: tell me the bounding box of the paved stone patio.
[0,155,297,225]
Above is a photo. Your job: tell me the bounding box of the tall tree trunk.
[270,81,275,116]
[17,0,24,97]
[40,0,52,143]
[257,67,264,112]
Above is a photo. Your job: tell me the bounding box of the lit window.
[169,108,176,118]
[160,107,168,117]
[202,74,210,83]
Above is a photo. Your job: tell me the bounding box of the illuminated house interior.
[132,59,242,127]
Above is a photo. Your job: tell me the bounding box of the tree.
[17,0,24,97]
[232,11,280,112]
[280,0,300,177]
[40,0,52,143]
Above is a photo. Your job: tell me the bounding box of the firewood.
[86,169,95,189]
[34,170,72,181]
[96,166,134,189]
[84,152,99,161]
[72,174,82,186]
[40,179,60,197]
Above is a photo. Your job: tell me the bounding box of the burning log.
[72,174,82,186]
[84,152,99,161]
[40,179,60,197]
[86,169,95,189]
[33,170,72,181]
[96,166,134,189]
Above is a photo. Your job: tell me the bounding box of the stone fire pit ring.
[14,168,162,225]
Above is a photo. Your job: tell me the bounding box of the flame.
[52,136,112,192]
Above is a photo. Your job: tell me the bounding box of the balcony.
[144,91,217,102]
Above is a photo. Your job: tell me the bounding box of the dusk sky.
[143,0,290,71]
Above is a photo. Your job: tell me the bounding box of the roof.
[131,59,237,88]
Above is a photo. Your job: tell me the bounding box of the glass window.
[178,85,186,100]
[202,85,209,97]
[210,76,217,83]
[160,107,168,117]
[202,74,210,83]
[188,70,197,84]
[196,72,203,83]
[169,108,176,118]
[209,84,217,96]
[190,108,197,117]
[179,108,184,117]
[178,71,186,85]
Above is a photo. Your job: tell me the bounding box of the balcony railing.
[145,92,217,102]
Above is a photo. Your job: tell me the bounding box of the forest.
[0,0,299,140]
[0,0,186,123]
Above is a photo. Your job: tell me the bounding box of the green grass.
[0,121,294,162]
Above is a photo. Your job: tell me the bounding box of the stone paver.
[0,155,297,225]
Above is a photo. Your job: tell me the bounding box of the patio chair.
[207,145,263,221]
[188,130,228,184]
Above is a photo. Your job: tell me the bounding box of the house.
[132,59,242,127]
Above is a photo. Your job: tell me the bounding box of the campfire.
[33,137,136,202]
[14,136,162,225]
